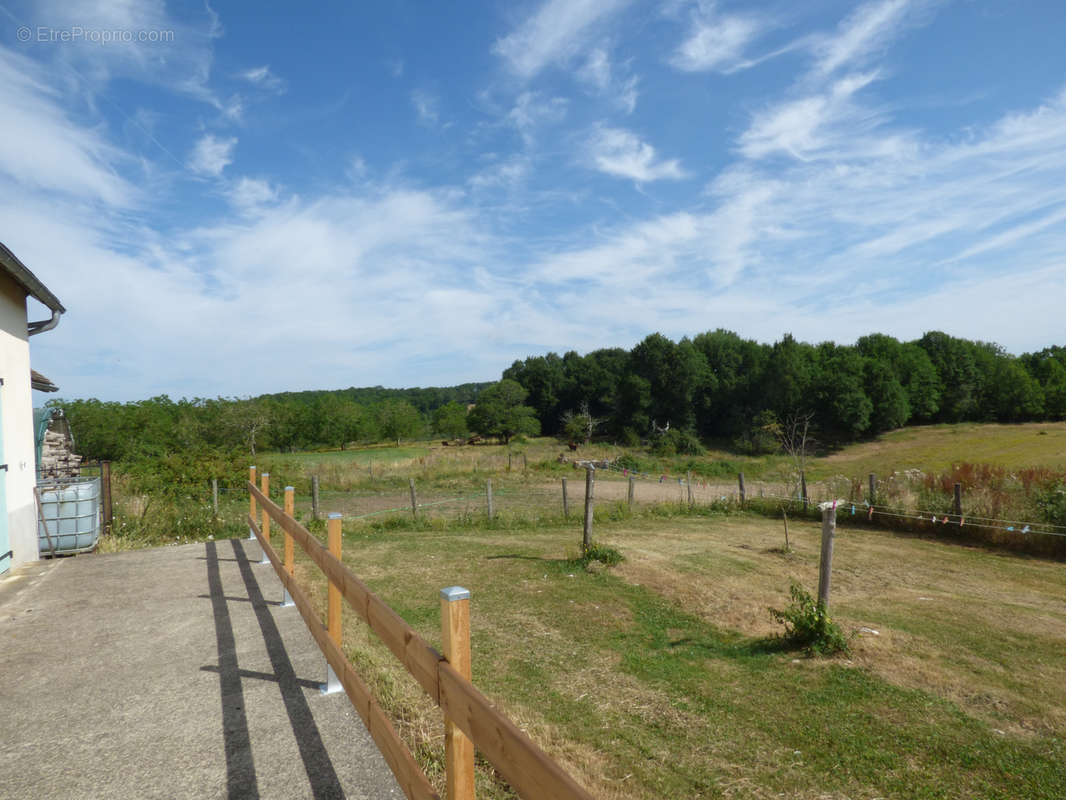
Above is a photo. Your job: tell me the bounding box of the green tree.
[376,399,423,444]
[467,380,540,444]
[432,401,469,439]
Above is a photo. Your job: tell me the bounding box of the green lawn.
[288,511,1066,800]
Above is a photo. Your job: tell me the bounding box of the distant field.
[812,421,1066,478]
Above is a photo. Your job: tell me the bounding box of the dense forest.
[54,330,1066,463]
[505,330,1065,451]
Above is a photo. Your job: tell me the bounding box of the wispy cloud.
[0,46,134,206]
[507,91,568,145]
[671,8,765,73]
[810,0,918,78]
[189,134,237,176]
[238,65,285,92]
[411,89,440,126]
[738,71,890,160]
[493,0,630,78]
[225,176,279,213]
[577,47,639,112]
[585,126,686,182]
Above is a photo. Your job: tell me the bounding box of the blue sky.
[2,0,1066,401]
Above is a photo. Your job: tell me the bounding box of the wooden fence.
[245,471,592,800]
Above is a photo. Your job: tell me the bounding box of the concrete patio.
[0,539,402,799]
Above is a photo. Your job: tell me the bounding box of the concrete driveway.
[0,539,402,799]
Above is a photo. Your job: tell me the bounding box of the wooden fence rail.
[246,481,593,800]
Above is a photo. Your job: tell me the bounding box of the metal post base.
[321,663,342,695]
[248,525,255,541]
[258,547,270,565]
[281,587,295,607]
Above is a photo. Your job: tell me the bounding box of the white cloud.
[411,89,439,126]
[811,0,917,78]
[738,71,886,160]
[226,177,278,211]
[507,91,568,145]
[238,65,285,92]
[671,12,763,73]
[586,126,686,182]
[493,0,631,78]
[577,47,639,112]
[0,46,134,206]
[189,134,237,176]
[31,0,222,104]
[468,156,531,191]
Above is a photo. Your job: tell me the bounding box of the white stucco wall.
[0,272,38,571]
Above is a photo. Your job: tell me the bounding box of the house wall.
[0,272,37,570]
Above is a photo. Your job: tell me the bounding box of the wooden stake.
[100,460,113,534]
[686,471,693,507]
[782,509,790,551]
[562,477,569,519]
[954,482,962,517]
[868,473,876,506]
[486,479,494,520]
[260,473,271,543]
[440,586,475,800]
[284,486,295,577]
[582,467,595,553]
[508,451,512,471]
[311,475,320,521]
[249,466,257,539]
[409,478,418,518]
[801,472,808,510]
[738,472,746,505]
[212,478,218,517]
[627,476,635,508]
[327,513,342,647]
[817,502,837,609]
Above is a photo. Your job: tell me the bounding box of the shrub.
[651,428,705,457]
[769,582,849,655]
[581,542,624,567]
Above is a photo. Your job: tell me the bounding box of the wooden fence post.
[282,486,296,607]
[562,477,569,519]
[508,451,513,471]
[818,502,838,609]
[211,478,219,517]
[627,476,634,508]
[248,466,257,540]
[738,472,746,505]
[440,586,475,800]
[522,453,527,470]
[486,479,494,521]
[323,512,343,694]
[259,473,271,564]
[100,460,113,534]
[954,482,962,517]
[801,472,809,510]
[409,478,418,518]
[686,471,694,507]
[311,475,320,521]
[582,467,595,553]
[868,473,876,506]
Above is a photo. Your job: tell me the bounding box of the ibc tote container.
[37,478,101,555]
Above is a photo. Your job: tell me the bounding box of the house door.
[0,388,8,574]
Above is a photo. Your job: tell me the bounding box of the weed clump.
[580,542,624,568]
[769,581,849,655]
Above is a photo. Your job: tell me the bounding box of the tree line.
[56,383,488,462]
[502,330,1066,452]
[55,330,1066,464]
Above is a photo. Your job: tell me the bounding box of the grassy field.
[287,510,1066,800]
[95,422,1066,794]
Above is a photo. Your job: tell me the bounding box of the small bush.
[769,582,849,655]
[581,542,624,567]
